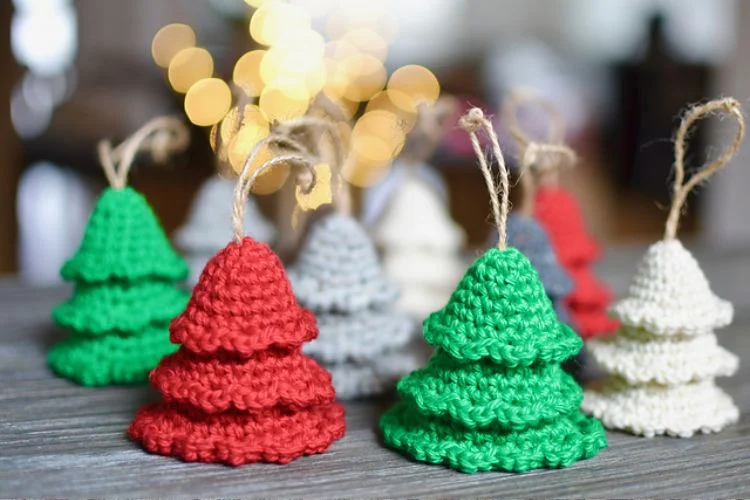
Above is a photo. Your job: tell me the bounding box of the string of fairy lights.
[151,0,441,204]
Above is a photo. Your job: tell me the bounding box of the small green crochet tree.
[379,108,607,473]
[49,118,190,386]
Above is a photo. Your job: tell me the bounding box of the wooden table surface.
[1,245,749,498]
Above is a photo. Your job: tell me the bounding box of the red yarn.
[535,187,619,339]
[129,237,346,465]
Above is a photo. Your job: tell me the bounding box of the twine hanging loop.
[459,107,510,250]
[664,97,745,240]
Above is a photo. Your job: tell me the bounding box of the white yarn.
[583,378,739,438]
[373,175,465,252]
[175,176,275,284]
[381,249,465,289]
[584,239,739,437]
[587,326,738,386]
[371,175,466,320]
[610,240,733,336]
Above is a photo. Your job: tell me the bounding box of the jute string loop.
[459,107,511,250]
[233,134,318,243]
[503,89,577,181]
[664,97,745,240]
[97,116,189,190]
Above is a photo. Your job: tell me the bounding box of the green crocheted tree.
[49,186,189,386]
[380,247,608,473]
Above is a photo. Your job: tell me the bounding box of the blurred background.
[3,0,750,284]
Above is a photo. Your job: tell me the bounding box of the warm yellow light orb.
[365,89,418,133]
[296,163,332,211]
[259,87,310,122]
[342,152,392,188]
[387,64,440,109]
[341,54,386,102]
[352,110,406,162]
[168,47,214,93]
[152,23,196,68]
[184,78,231,127]
[244,0,272,7]
[341,28,387,62]
[233,50,266,96]
[250,1,311,47]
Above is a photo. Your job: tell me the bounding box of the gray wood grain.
[1,246,749,498]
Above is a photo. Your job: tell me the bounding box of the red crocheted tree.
[535,186,619,339]
[129,237,346,465]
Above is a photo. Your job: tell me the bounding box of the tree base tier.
[48,327,178,386]
[583,378,739,438]
[380,402,607,473]
[129,402,346,465]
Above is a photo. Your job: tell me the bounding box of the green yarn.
[61,187,188,282]
[423,248,582,366]
[48,324,179,386]
[380,248,607,473]
[381,402,606,474]
[53,280,189,335]
[49,187,188,387]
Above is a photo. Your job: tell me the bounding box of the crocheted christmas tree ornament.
[380,248,607,473]
[129,236,346,465]
[534,186,619,339]
[175,175,276,285]
[488,213,574,325]
[49,187,189,386]
[373,174,466,320]
[583,240,739,437]
[288,213,424,399]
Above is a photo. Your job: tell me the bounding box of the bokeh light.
[250,1,311,47]
[151,23,196,68]
[342,152,392,188]
[259,86,310,122]
[231,143,290,194]
[168,47,213,93]
[366,89,418,132]
[184,77,231,126]
[233,50,266,97]
[296,163,332,211]
[387,64,440,109]
[352,109,405,163]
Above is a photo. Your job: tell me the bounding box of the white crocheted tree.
[582,98,744,437]
[372,168,466,320]
[288,212,424,399]
[174,175,275,285]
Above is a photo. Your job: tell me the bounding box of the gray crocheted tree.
[288,212,423,399]
[488,213,573,326]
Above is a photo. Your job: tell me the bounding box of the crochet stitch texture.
[174,176,276,285]
[583,239,739,437]
[380,248,607,473]
[129,237,345,465]
[489,213,574,326]
[289,213,424,399]
[534,186,618,339]
[49,187,189,386]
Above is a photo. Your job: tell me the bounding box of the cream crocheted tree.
[175,175,275,285]
[372,168,466,320]
[583,98,744,437]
